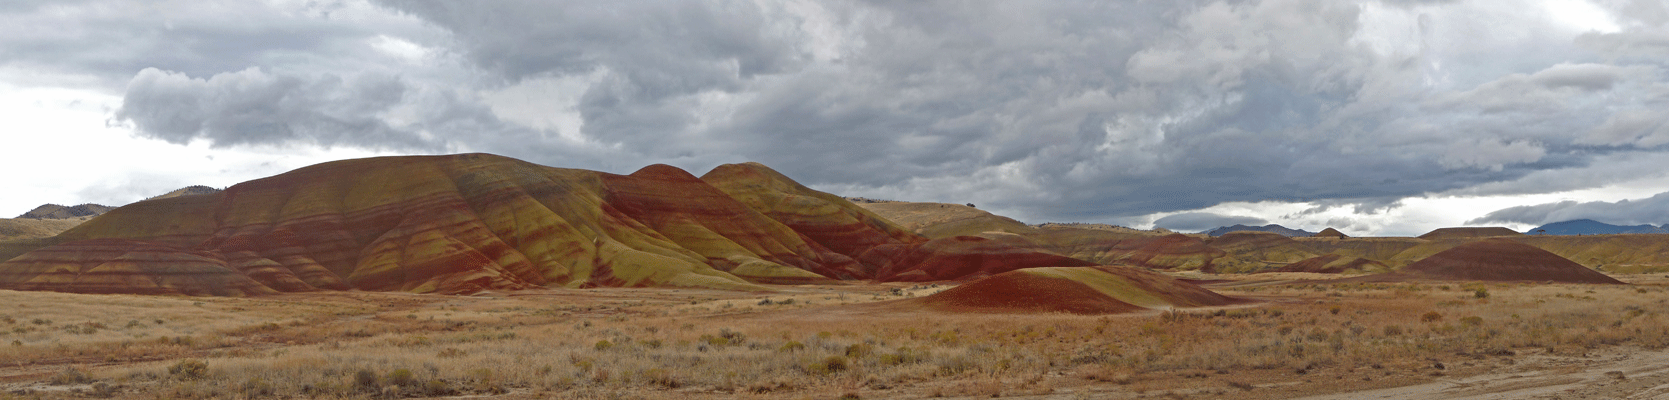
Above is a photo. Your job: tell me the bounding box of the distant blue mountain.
[1525,219,1669,235]
[1205,224,1314,237]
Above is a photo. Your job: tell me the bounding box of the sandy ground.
[1293,346,1669,400]
[6,275,1669,399]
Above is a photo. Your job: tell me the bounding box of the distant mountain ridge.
[16,204,115,220]
[1527,219,1669,235]
[1205,224,1313,237]
[13,186,222,220]
[4,186,224,241]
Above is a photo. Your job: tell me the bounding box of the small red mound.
[908,266,1246,314]
[1401,238,1623,284]
[912,269,1146,314]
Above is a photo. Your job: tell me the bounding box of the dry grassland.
[3,275,1669,399]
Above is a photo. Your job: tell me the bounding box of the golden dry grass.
[2,274,1668,399]
[0,218,85,241]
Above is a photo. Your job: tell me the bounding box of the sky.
[3,0,1668,236]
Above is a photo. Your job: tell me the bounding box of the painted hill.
[1314,228,1348,238]
[1417,227,1521,240]
[1399,238,1623,284]
[1526,219,1668,235]
[1205,224,1313,237]
[0,154,1138,296]
[909,266,1243,314]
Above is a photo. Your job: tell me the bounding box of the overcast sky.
[3,0,1668,236]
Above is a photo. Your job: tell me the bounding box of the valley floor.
[3,273,1669,399]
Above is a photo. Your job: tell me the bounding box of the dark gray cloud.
[1469,191,1669,226]
[0,1,429,87]
[14,0,1669,228]
[1152,213,1269,232]
[115,68,431,150]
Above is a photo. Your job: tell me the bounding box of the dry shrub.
[779,341,807,352]
[805,355,850,375]
[387,368,416,387]
[168,359,208,381]
[641,368,680,388]
[49,367,94,385]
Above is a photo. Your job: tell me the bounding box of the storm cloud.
[116,67,429,150]
[1469,191,1669,226]
[7,0,1669,231]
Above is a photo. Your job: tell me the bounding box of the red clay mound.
[1274,254,1386,273]
[910,266,1244,314]
[1401,238,1623,284]
[1417,227,1522,240]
